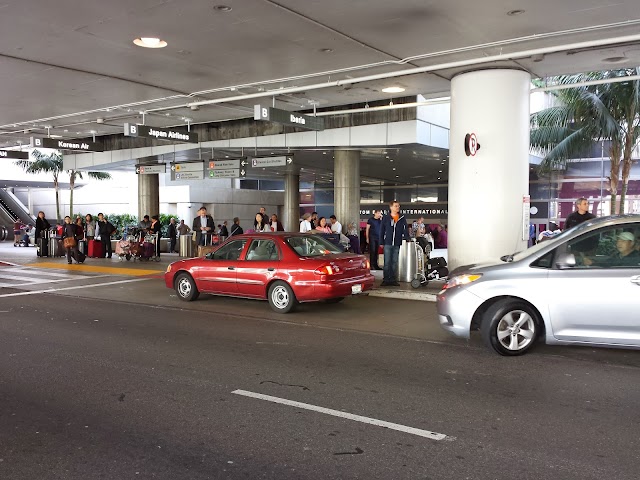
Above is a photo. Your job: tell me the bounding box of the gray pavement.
[1,240,640,479]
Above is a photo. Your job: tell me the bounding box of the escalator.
[0,188,35,241]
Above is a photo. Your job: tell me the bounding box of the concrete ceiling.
[0,0,639,185]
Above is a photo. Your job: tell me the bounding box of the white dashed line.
[231,389,449,441]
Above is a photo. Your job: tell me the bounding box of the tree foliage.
[530,69,640,214]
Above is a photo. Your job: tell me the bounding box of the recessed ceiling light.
[320,48,334,53]
[507,9,525,16]
[439,170,442,173]
[392,167,396,171]
[382,86,406,93]
[214,5,232,12]
[133,37,168,48]
[602,56,627,63]
[395,175,399,178]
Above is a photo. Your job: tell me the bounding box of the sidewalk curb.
[368,288,437,302]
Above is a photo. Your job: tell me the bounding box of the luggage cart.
[140,233,160,262]
[411,242,429,288]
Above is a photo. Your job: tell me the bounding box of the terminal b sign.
[0,150,29,160]
[254,105,324,131]
[124,123,198,143]
[31,137,103,152]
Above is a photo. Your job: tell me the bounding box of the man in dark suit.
[192,207,214,246]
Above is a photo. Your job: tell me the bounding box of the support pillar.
[334,149,361,230]
[138,173,160,220]
[448,69,530,269]
[283,171,300,232]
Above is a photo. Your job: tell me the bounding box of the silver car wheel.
[496,310,536,351]
[177,277,192,298]
[271,285,290,310]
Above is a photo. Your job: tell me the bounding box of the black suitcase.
[73,250,86,264]
[78,239,87,255]
[37,237,48,257]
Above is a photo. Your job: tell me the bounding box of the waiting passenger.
[254,213,270,232]
[270,214,284,232]
[300,213,312,233]
[315,217,332,233]
[230,217,243,236]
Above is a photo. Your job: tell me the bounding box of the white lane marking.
[0,274,111,287]
[0,278,149,298]
[11,268,90,278]
[231,389,448,441]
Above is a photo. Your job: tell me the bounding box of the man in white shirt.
[300,212,312,233]
[329,215,342,234]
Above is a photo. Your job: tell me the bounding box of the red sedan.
[165,232,374,313]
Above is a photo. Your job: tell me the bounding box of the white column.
[138,173,160,219]
[334,149,360,231]
[283,171,300,232]
[448,69,530,269]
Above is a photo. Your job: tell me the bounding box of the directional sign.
[124,123,198,143]
[251,156,293,168]
[254,105,324,131]
[208,159,240,170]
[171,162,204,172]
[208,168,246,179]
[174,171,204,180]
[135,164,166,175]
[0,150,29,160]
[31,136,103,152]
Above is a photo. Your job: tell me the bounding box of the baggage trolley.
[411,241,429,288]
[140,233,160,262]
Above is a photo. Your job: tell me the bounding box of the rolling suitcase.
[88,239,103,258]
[37,237,48,257]
[73,250,86,264]
[49,237,64,257]
[78,239,88,255]
[140,241,155,259]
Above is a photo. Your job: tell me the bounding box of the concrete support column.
[334,149,361,229]
[283,171,300,232]
[138,173,160,220]
[449,69,530,269]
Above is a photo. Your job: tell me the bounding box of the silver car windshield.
[286,235,344,257]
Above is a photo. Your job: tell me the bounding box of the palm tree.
[15,149,64,221]
[530,69,640,214]
[68,170,111,217]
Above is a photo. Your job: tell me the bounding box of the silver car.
[437,215,640,355]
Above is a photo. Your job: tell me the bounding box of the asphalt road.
[1,278,640,479]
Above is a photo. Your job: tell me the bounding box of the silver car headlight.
[442,273,482,290]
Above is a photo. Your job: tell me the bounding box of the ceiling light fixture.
[213,5,232,12]
[382,86,405,93]
[133,37,168,48]
[320,48,334,53]
[507,9,525,16]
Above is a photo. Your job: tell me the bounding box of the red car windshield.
[286,235,344,257]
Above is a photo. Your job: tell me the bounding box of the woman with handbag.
[62,216,83,264]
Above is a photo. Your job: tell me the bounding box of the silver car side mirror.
[555,253,576,269]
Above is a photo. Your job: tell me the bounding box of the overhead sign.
[171,162,204,181]
[31,137,103,152]
[124,123,198,143]
[251,156,293,168]
[171,162,203,172]
[0,150,29,160]
[208,168,246,179]
[254,105,324,131]
[135,164,166,175]
[208,159,241,170]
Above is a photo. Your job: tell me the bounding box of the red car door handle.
[228,266,235,270]
[268,268,275,271]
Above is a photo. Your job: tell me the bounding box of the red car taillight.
[314,265,340,275]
